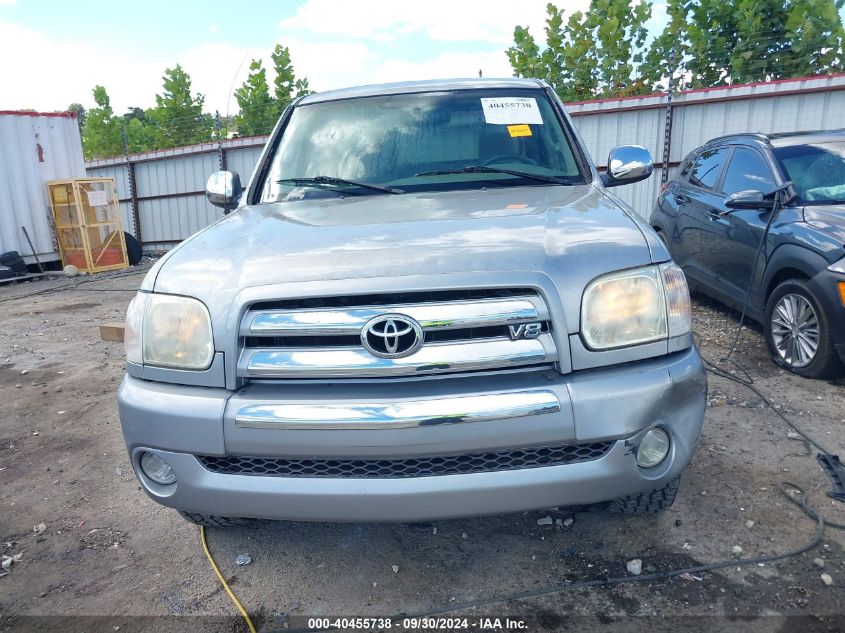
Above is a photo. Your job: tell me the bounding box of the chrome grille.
[238,289,557,380]
[196,442,613,479]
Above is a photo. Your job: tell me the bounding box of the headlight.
[124,292,146,365]
[581,263,690,350]
[124,292,214,370]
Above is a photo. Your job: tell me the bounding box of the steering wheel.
[480,155,537,167]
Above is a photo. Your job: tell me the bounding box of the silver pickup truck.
[118,78,707,526]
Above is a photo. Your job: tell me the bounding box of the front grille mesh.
[196,442,613,479]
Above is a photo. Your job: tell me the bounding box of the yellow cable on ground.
[200,525,258,633]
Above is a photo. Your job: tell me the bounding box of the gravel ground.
[0,269,844,632]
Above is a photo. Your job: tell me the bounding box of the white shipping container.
[0,111,86,263]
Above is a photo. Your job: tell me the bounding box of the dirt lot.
[1,266,844,632]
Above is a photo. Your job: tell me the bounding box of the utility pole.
[122,123,142,243]
[661,46,676,185]
[215,110,226,171]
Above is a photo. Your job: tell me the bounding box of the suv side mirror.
[206,171,243,210]
[725,189,775,210]
[602,145,654,187]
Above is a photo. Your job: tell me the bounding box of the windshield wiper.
[276,176,404,195]
[414,166,579,185]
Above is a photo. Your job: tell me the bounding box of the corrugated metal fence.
[86,74,845,251]
[86,137,267,251]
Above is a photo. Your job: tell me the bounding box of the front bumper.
[118,347,707,522]
[805,267,845,365]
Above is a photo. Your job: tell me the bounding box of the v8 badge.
[508,322,542,340]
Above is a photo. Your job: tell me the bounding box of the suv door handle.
[674,193,690,204]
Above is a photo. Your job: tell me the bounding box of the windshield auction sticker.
[481,97,543,125]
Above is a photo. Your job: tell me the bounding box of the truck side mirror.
[602,145,654,187]
[206,171,243,210]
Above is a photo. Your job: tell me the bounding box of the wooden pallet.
[0,272,49,286]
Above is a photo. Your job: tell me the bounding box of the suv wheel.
[607,476,680,514]
[764,280,843,379]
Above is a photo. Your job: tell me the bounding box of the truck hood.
[149,184,658,328]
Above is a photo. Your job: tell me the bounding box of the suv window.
[774,141,845,204]
[687,148,728,189]
[259,89,584,202]
[722,147,774,195]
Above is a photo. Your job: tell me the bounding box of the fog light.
[140,452,176,485]
[637,428,670,468]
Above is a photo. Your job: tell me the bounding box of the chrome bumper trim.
[235,389,561,430]
[240,335,556,378]
[244,297,546,336]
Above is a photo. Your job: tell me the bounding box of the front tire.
[607,476,680,514]
[764,280,843,379]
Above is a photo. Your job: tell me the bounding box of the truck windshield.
[774,142,845,205]
[260,89,585,202]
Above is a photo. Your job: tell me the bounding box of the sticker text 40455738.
[481,97,543,125]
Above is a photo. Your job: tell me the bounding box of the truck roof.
[298,77,547,105]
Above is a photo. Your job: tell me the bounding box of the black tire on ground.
[123,231,143,266]
[0,251,22,265]
[764,279,844,379]
[0,252,27,275]
[178,511,252,527]
[607,476,681,514]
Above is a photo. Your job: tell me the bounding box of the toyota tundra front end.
[117,78,707,524]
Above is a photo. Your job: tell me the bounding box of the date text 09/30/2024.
[306,617,528,630]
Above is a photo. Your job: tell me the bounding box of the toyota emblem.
[361,314,423,358]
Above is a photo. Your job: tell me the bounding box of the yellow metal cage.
[47,178,128,273]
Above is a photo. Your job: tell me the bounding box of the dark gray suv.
[651,131,845,379]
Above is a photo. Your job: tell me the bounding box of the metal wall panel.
[669,89,845,163]
[226,145,266,184]
[134,152,218,198]
[0,113,85,262]
[137,195,221,246]
[86,138,268,250]
[574,108,665,169]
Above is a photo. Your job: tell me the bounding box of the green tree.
[67,103,86,145]
[271,43,312,108]
[639,0,688,92]
[120,107,156,153]
[507,1,652,101]
[646,0,844,90]
[67,103,86,130]
[234,59,279,137]
[81,86,123,160]
[231,43,313,137]
[124,117,156,153]
[510,0,844,99]
[784,0,845,75]
[148,64,213,149]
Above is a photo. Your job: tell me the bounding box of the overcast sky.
[1,0,672,115]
